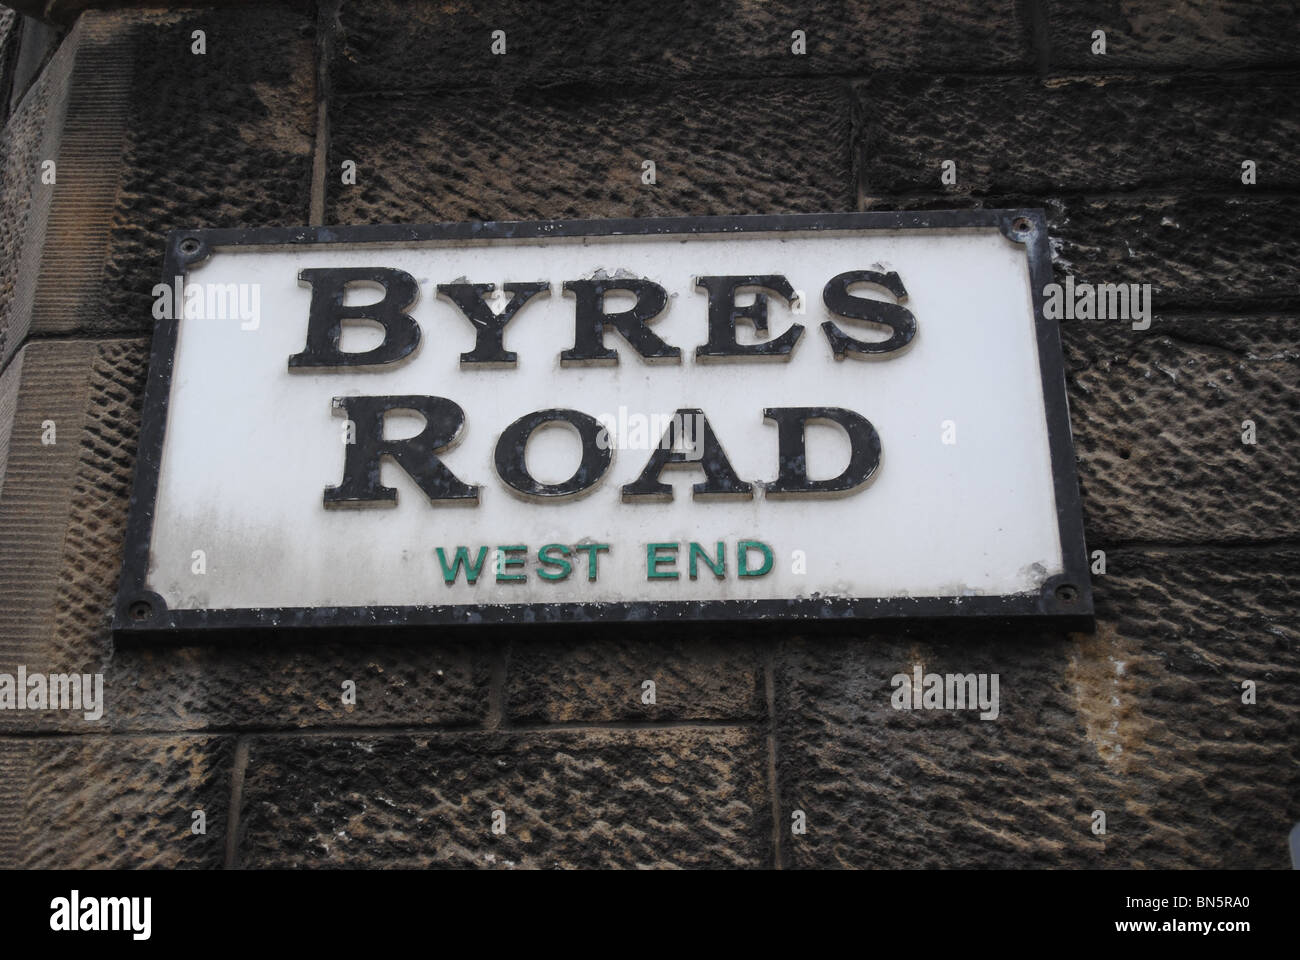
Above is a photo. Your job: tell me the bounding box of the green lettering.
[436,546,489,585]
[689,541,726,579]
[738,540,773,578]
[574,543,609,581]
[538,543,572,581]
[496,544,528,582]
[647,542,679,579]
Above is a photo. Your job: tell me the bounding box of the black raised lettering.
[326,395,478,507]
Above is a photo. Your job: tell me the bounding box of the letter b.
[289,267,421,369]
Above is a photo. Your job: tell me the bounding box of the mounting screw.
[128,599,153,622]
[1011,216,1034,235]
[1054,584,1079,605]
[179,237,201,255]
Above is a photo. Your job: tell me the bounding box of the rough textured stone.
[238,728,769,867]
[24,15,134,346]
[0,739,22,865]
[1048,196,1300,312]
[3,9,313,349]
[334,0,1030,93]
[110,641,491,731]
[858,74,1300,197]
[3,18,65,116]
[47,338,143,678]
[0,340,97,695]
[1047,0,1300,70]
[3,734,234,868]
[0,344,21,499]
[328,82,854,224]
[0,9,19,120]
[31,1,293,27]
[89,7,315,337]
[0,338,137,732]
[776,548,1299,869]
[860,194,1300,312]
[0,15,72,365]
[505,633,765,724]
[1063,316,1300,544]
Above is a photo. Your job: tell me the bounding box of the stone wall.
[0,0,1296,869]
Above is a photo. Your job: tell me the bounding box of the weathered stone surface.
[1047,0,1300,70]
[858,74,1300,196]
[47,338,142,676]
[775,548,1300,868]
[0,344,21,499]
[0,14,72,365]
[0,9,19,120]
[84,7,315,338]
[328,82,854,224]
[2,734,234,868]
[4,9,313,350]
[23,15,134,347]
[860,194,1300,312]
[3,18,65,115]
[0,337,137,732]
[110,641,491,731]
[0,739,22,865]
[0,340,97,694]
[29,1,290,28]
[334,0,1029,92]
[505,633,764,724]
[238,728,769,867]
[1049,197,1300,312]
[1063,316,1300,544]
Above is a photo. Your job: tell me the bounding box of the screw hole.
[179,237,201,255]
[1055,584,1079,605]
[1012,217,1033,234]
[128,600,153,622]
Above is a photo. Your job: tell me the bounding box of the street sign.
[115,211,1092,634]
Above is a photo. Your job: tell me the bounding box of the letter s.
[821,270,917,359]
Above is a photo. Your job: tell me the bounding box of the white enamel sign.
[116,213,1092,632]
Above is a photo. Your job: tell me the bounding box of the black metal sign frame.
[113,210,1094,637]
